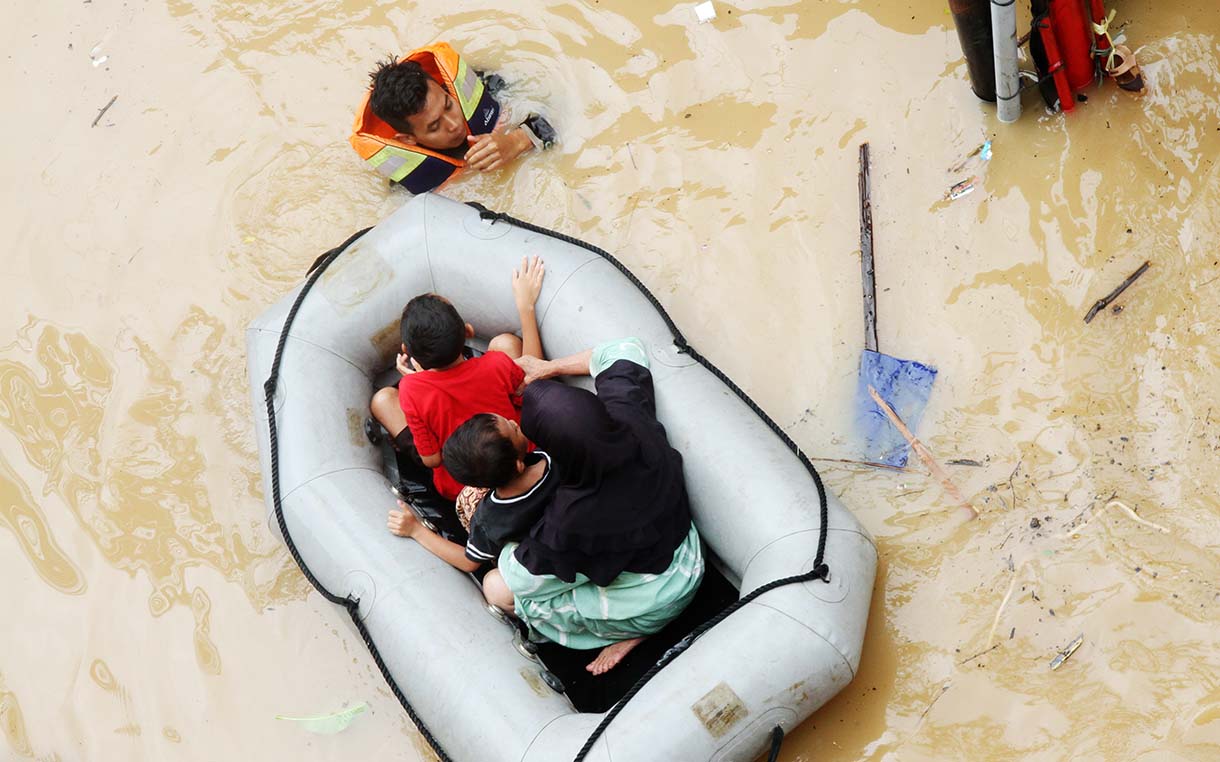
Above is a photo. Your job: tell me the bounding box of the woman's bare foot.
[586,637,644,675]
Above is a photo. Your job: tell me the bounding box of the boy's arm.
[400,389,443,468]
[419,452,442,468]
[388,504,480,573]
[511,255,546,359]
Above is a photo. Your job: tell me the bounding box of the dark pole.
[949,0,998,101]
[858,142,878,353]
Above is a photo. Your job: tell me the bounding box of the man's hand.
[387,500,422,538]
[515,355,551,390]
[466,126,532,172]
[512,255,546,312]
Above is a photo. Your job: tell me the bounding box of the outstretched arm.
[512,255,546,360]
[515,349,593,389]
[388,503,480,573]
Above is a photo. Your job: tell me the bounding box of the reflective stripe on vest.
[367,144,428,182]
[452,58,484,121]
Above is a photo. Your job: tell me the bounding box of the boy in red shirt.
[370,256,544,506]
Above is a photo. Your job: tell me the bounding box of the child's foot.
[586,637,644,675]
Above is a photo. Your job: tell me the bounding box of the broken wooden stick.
[867,385,977,517]
[809,456,913,473]
[1059,497,1170,538]
[1084,260,1150,323]
[92,95,117,128]
[858,142,878,352]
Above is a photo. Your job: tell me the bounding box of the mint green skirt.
[498,524,705,650]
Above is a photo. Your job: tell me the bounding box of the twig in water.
[1060,498,1170,537]
[868,385,977,517]
[809,456,913,473]
[986,560,1031,648]
[92,95,117,127]
[919,684,950,721]
[1084,260,1151,323]
[957,643,1000,665]
[1007,459,1021,511]
[626,142,637,170]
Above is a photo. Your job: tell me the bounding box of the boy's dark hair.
[443,414,520,488]
[402,294,465,369]
[368,57,432,134]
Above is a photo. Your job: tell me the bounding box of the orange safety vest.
[350,42,500,194]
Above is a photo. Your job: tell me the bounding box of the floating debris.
[946,177,978,201]
[947,458,983,467]
[1049,633,1084,671]
[91,95,117,127]
[1061,497,1170,537]
[1084,260,1151,323]
[89,42,109,67]
[275,702,368,734]
[949,140,992,173]
[694,1,717,23]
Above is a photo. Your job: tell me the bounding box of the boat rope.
[264,207,831,762]
[767,726,785,762]
[262,226,455,762]
[464,203,831,762]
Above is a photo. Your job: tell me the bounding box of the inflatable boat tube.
[246,194,878,762]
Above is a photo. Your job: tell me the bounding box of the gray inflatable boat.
[246,193,877,761]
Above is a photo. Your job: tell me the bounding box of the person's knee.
[370,387,400,425]
[482,569,515,611]
[488,333,523,358]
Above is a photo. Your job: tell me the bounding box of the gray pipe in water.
[991,0,1021,123]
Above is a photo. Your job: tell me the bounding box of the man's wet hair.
[402,294,465,370]
[368,57,431,134]
[443,414,520,488]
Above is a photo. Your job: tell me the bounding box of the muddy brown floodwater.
[1,0,1217,760]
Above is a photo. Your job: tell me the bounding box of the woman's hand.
[514,354,552,390]
[512,255,546,312]
[387,500,422,538]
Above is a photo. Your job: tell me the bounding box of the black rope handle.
[262,226,454,762]
[263,205,833,762]
[768,725,786,762]
[462,203,831,761]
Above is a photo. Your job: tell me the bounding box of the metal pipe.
[991,0,1021,123]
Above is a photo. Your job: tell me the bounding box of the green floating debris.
[275,702,368,734]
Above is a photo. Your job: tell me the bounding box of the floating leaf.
[275,702,368,734]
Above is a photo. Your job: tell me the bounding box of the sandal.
[1106,44,1146,95]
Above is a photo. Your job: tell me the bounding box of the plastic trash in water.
[946,177,978,201]
[90,43,108,67]
[856,350,938,467]
[1049,634,1084,671]
[949,140,992,173]
[275,702,368,734]
[695,1,716,23]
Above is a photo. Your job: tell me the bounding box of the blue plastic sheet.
[855,349,938,467]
